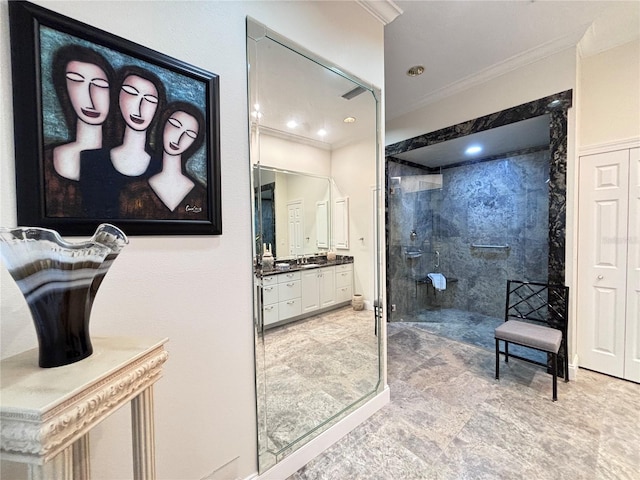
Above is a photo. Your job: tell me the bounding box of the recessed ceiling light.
[317,129,327,137]
[406,65,425,77]
[287,120,298,129]
[343,116,356,123]
[465,145,482,155]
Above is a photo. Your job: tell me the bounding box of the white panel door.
[625,148,640,382]
[577,149,629,377]
[287,201,304,256]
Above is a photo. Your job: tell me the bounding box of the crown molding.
[388,28,586,120]
[579,137,640,156]
[356,0,403,25]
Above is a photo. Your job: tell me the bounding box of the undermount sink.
[300,263,322,268]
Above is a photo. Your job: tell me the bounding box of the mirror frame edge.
[246,15,386,474]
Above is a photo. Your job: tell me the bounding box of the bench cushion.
[495,320,562,353]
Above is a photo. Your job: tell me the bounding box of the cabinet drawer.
[262,284,279,305]
[278,280,301,301]
[263,303,279,326]
[278,271,300,283]
[335,263,352,273]
[336,285,353,303]
[279,298,301,320]
[336,270,352,288]
[262,275,278,286]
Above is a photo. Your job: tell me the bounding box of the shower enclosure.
[387,148,551,358]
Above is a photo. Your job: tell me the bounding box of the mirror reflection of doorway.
[287,200,304,256]
[260,183,276,257]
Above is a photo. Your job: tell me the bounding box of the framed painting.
[8,1,222,235]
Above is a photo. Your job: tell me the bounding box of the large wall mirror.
[247,18,383,472]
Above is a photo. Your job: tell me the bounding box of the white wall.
[0,1,383,479]
[578,39,640,147]
[386,48,577,145]
[259,134,331,177]
[332,136,379,305]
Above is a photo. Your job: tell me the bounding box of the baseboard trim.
[569,362,579,381]
[255,387,390,480]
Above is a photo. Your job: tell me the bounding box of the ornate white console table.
[0,337,169,480]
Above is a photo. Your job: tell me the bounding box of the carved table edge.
[1,345,169,464]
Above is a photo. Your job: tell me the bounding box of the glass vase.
[0,224,128,367]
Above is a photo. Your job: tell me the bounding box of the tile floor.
[260,307,379,468]
[400,308,546,363]
[290,322,640,480]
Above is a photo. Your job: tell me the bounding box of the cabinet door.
[319,266,336,308]
[301,270,320,313]
[625,148,640,382]
[334,197,349,249]
[577,150,629,378]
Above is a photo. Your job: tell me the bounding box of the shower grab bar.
[471,243,510,249]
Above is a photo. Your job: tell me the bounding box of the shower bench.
[413,275,457,296]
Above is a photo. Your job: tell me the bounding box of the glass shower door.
[387,149,551,362]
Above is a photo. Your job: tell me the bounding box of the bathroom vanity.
[260,258,353,328]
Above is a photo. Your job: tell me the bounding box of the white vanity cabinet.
[263,271,301,326]
[302,266,336,314]
[263,263,353,327]
[335,263,353,303]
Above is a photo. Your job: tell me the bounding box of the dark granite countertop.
[259,256,354,277]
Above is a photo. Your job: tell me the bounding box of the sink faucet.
[435,250,440,268]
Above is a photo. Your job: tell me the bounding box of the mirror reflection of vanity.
[247,18,383,473]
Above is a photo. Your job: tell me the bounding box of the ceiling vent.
[342,86,366,100]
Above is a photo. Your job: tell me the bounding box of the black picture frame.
[8,1,222,235]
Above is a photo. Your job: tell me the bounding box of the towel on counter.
[427,273,446,291]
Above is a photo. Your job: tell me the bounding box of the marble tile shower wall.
[388,151,550,320]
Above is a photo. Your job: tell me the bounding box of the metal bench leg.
[504,341,509,363]
[495,339,500,380]
[552,353,558,401]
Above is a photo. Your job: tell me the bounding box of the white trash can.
[352,294,364,311]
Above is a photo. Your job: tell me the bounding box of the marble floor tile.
[289,322,640,480]
[262,307,380,456]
